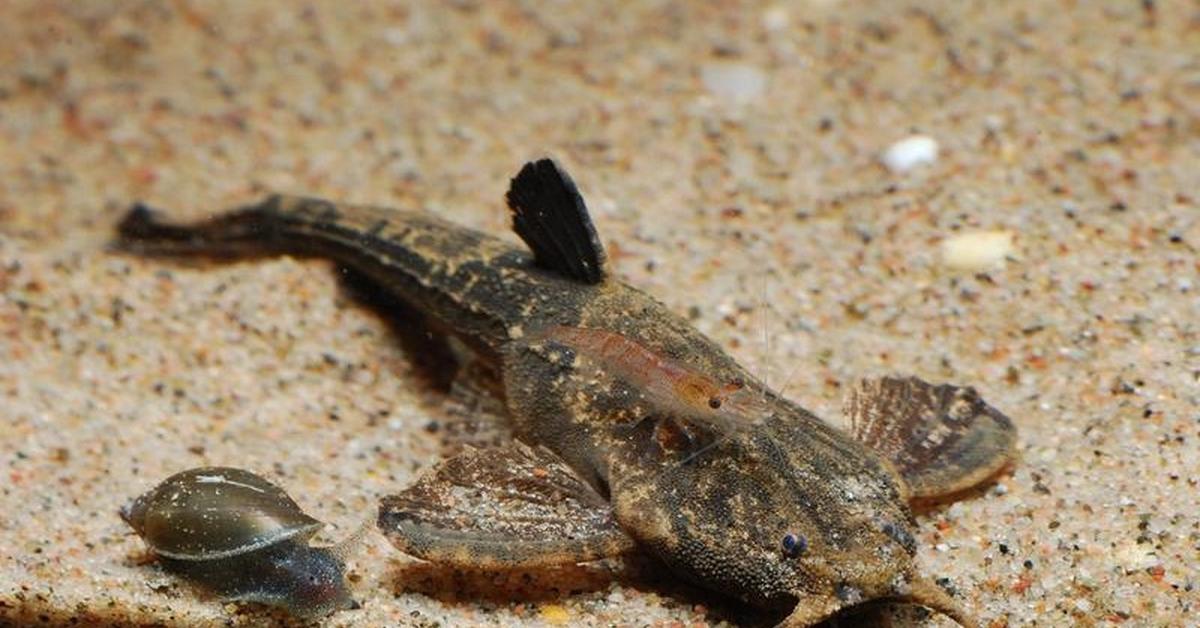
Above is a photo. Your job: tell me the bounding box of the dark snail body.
[121,466,356,618]
[157,542,352,616]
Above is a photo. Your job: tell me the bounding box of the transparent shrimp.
[538,326,773,454]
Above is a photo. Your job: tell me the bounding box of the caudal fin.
[114,196,284,256]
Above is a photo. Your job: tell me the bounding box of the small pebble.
[539,604,570,625]
[1114,539,1159,570]
[762,6,789,31]
[940,230,1015,271]
[700,63,766,105]
[882,134,939,172]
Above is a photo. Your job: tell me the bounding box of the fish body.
[118,159,1016,626]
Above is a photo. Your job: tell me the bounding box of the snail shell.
[121,466,356,617]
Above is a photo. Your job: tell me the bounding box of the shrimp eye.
[781,533,807,558]
[708,396,722,409]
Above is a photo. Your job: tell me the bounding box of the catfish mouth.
[776,573,975,628]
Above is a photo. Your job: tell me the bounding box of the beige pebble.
[940,230,1015,270]
[700,63,766,105]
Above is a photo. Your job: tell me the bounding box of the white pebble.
[1114,539,1159,570]
[700,63,766,105]
[940,230,1015,271]
[882,134,939,172]
[762,6,789,31]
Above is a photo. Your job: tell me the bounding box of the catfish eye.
[781,533,807,558]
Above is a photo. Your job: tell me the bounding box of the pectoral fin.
[845,376,1017,500]
[378,441,635,568]
[506,158,607,284]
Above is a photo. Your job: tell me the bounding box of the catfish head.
[504,325,977,625]
[605,401,971,626]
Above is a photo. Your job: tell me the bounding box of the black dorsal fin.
[506,158,607,284]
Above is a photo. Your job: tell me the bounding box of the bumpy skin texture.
[118,170,1013,625]
[501,303,924,620]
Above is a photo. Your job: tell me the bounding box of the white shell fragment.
[700,63,767,105]
[882,135,939,172]
[940,230,1015,271]
[761,6,789,31]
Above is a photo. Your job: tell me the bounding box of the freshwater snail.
[120,466,359,618]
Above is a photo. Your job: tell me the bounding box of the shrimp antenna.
[759,271,772,400]
[772,336,807,402]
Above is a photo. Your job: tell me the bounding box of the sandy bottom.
[2,1,1197,626]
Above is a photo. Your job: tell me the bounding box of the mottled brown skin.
[118,166,1014,626]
